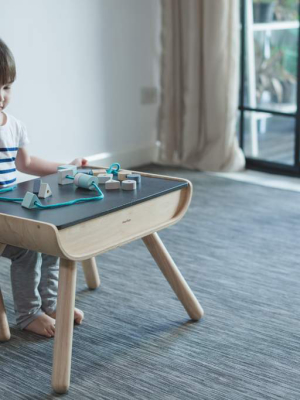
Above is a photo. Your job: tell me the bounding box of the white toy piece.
[105,180,120,190]
[122,180,137,191]
[97,173,113,184]
[38,183,52,198]
[21,192,40,209]
[58,168,76,185]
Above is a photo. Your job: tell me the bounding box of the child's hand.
[70,158,88,167]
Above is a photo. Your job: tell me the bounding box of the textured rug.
[1,165,300,400]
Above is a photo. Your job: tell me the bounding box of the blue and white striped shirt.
[0,112,30,187]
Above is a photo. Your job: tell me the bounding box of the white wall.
[0,0,160,169]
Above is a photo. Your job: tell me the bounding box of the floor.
[213,169,300,193]
[243,129,295,166]
[242,114,295,165]
[2,166,300,399]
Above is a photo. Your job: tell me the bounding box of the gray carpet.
[1,165,300,399]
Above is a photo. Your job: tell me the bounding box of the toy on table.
[96,163,141,191]
[106,163,120,177]
[0,165,104,210]
[127,174,141,184]
[105,180,120,190]
[29,165,104,209]
[122,180,137,190]
[32,179,52,199]
[33,179,41,194]
[73,173,98,190]
[96,174,113,184]
[118,170,132,181]
[38,183,52,199]
[0,163,142,210]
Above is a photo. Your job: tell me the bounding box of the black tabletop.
[0,173,188,229]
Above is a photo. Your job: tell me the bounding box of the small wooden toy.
[21,192,39,209]
[58,168,76,185]
[74,173,98,190]
[126,174,141,184]
[118,170,132,181]
[105,180,120,190]
[33,179,41,194]
[121,180,137,191]
[92,169,107,176]
[97,173,113,184]
[38,183,52,199]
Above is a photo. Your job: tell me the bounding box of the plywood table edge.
[57,183,192,261]
[0,212,66,259]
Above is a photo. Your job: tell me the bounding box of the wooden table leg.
[52,259,77,394]
[142,232,204,320]
[81,257,100,289]
[0,289,10,342]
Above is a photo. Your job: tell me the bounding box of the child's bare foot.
[74,308,84,325]
[24,314,56,338]
[48,308,84,325]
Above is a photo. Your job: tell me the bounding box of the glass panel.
[244,0,299,113]
[243,111,295,165]
[253,0,299,24]
[253,29,298,110]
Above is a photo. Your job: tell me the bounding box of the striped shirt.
[0,112,30,187]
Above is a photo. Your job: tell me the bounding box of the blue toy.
[106,163,120,177]
[126,174,141,184]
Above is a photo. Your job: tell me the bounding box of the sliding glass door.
[239,0,300,175]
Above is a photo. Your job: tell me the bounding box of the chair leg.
[52,259,77,394]
[81,257,100,289]
[0,289,11,341]
[142,232,204,321]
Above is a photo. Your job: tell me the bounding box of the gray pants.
[2,245,59,330]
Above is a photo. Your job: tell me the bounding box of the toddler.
[0,38,84,337]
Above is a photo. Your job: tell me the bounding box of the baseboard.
[85,142,160,169]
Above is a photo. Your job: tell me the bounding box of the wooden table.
[0,168,203,393]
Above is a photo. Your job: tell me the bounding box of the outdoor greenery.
[253,0,298,104]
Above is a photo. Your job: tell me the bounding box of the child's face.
[0,82,12,112]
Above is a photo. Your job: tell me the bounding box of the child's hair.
[0,38,16,85]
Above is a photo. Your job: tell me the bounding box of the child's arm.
[15,148,87,176]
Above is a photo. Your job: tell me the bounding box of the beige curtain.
[158,0,245,172]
